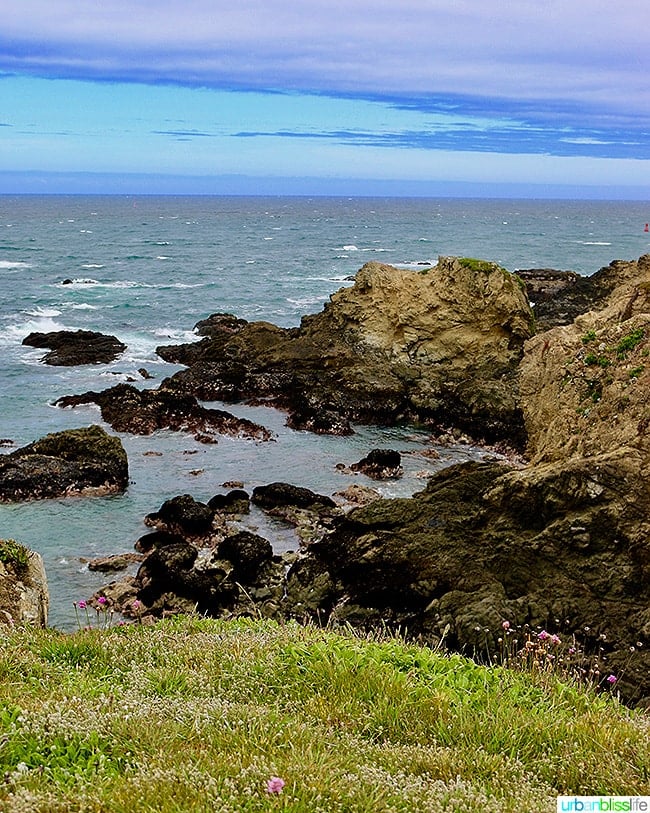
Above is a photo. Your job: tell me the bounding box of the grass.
[0,617,648,812]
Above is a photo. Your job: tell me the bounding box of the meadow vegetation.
[0,616,648,812]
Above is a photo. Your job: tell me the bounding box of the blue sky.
[1,1,649,197]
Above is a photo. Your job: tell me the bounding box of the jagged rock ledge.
[22,329,126,365]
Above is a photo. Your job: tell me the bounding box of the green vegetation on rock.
[0,538,30,573]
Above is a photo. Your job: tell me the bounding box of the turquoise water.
[1,195,649,627]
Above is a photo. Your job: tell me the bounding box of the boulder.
[159,258,534,445]
[0,425,128,501]
[56,383,273,443]
[0,540,49,627]
[208,489,250,514]
[217,531,273,581]
[145,494,215,537]
[252,482,337,512]
[350,448,403,479]
[22,329,126,365]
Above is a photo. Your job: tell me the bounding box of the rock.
[0,426,128,501]
[281,458,650,705]
[208,489,250,514]
[517,261,636,331]
[156,312,249,365]
[55,383,273,442]
[138,368,154,380]
[159,258,534,445]
[0,540,49,627]
[145,494,215,537]
[350,448,403,479]
[252,482,337,512]
[334,484,382,507]
[217,531,273,581]
[22,329,126,365]
[85,553,144,572]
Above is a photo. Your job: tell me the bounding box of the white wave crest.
[0,260,32,270]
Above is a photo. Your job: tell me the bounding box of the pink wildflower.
[538,630,550,641]
[132,599,142,611]
[77,600,87,609]
[568,647,576,655]
[97,596,107,606]
[607,674,618,684]
[266,777,285,794]
[550,634,561,645]
[501,621,510,630]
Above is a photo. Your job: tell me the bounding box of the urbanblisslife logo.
[557,798,650,812]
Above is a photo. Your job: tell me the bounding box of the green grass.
[0,617,648,812]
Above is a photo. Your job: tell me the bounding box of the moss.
[584,353,611,368]
[26,426,127,467]
[458,257,503,273]
[581,330,597,345]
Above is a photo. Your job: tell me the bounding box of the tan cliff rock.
[157,257,534,444]
[0,541,49,627]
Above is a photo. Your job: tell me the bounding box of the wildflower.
[538,630,550,641]
[132,599,142,611]
[568,647,576,655]
[501,620,510,630]
[266,777,285,794]
[550,634,561,645]
[607,674,618,684]
[97,596,107,606]
[77,600,87,609]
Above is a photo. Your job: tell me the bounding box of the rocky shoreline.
[2,254,649,705]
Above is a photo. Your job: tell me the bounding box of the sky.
[1,0,649,197]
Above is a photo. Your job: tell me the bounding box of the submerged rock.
[22,329,126,365]
[0,425,128,501]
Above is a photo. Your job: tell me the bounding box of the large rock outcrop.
[277,255,650,705]
[0,425,128,501]
[158,258,534,445]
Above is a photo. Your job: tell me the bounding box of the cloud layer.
[1,1,649,188]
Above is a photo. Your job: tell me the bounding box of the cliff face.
[520,254,650,465]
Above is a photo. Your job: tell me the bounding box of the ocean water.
[1,195,649,628]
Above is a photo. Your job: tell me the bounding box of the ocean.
[1,195,649,628]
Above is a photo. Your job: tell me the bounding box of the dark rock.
[138,368,154,380]
[517,262,631,331]
[145,494,214,537]
[281,459,650,706]
[0,426,128,502]
[156,313,249,365]
[55,383,273,442]
[22,329,126,365]
[135,530,184,553]
[252,482,337,512]
[86,553,144,572]
[350,448,403,479]
[217,531,273,581]
[62,278,73,285]
[208,489,250,514]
